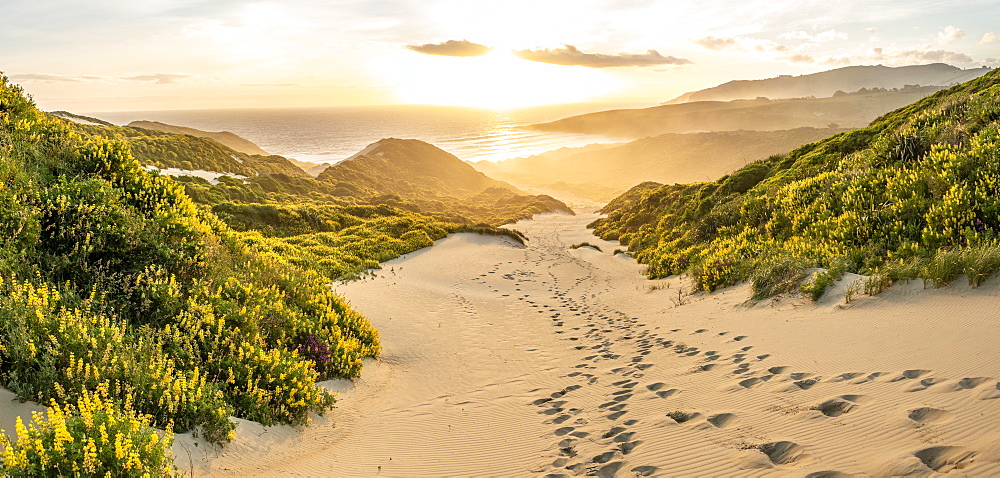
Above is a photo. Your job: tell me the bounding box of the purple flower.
[298,334,331,365]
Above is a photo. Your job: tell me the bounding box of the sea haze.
[92,103,636,165]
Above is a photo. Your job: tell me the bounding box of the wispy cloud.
[980,32,1000,44]
[9,73,84,82]
[692,36,788,53]
[121,73,191,84]
[405,39,491,57]
[779,29,848,43]
[868,46,974,65]
[513,45,691,68]
[785,54,815,63]
[937,25,966,45]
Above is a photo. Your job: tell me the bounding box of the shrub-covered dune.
[592,68,1000,299]
[0,74,380,474]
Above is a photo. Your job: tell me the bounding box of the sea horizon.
[89,102,646,165]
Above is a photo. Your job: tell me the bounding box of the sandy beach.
[164,206,1000,476]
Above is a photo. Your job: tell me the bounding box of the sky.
[2,0,999,112]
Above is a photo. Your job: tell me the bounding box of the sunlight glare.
[390,50,619,109]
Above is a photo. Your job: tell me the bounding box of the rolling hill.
[530,86,945,138]
[665,63,991,104]
[473,127,846,200]
[127,120,331,177]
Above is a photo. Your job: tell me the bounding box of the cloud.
[512,44,691,68]
[937,25,966,45]
[240,83,297,87]
[779,29,848,43]
[867,46,974,65]
[121,73,191,84]
[8,73,83,82]
[981,32,1000,44]
[405,39,491,57]
[692,36,736,51]
[785,54,815,64]
[692,36,788,53]
[865,27,881,43]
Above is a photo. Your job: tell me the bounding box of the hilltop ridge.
[665,63,991,104]
[319,138,522,198]
[127,120,331,177]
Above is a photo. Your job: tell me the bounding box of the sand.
[174,208,1000,476]
[3,207,998,476]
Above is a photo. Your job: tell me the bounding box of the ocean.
[92,103,637,165]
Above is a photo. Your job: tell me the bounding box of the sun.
[387,50,619,109]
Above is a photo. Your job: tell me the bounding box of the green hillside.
[126,120,331,177]
[0,74,383,473]
[592,68,1000,299]
[64,120,309,179]
[128,120,270,155]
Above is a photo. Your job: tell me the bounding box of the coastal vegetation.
[570,242,603,252]
[0,74,381,473]
[592,68,1000,299]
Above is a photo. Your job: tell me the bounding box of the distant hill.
[665,63,990,104]
[317,138,573,219]
[319,138,518,197]
[474,127,845,200]
[128,120,270,155]
[530,86,944,138]
[127,120,330,177]
[60,118,311,179]
[49,110,115,126]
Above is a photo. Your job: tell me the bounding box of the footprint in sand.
[793,378,819,390]
[707,413,739,428]
[738,377,767,389]
[832,372,863,382]
[957,377,992,389]
[606,411,627,420]
[906,377,940,392]
[596,461,624,478]
[908,407,955,425]
[813,394,873,417]
[913,446,978,473]
[758,441,810,466]
[602,426,626,438]
[616,440,640,455]
[891,369,932,382]
[656,389,680,399]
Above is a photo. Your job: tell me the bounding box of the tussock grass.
[570,242,603,252]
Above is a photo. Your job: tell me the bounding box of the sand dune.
[176,209,999,476]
